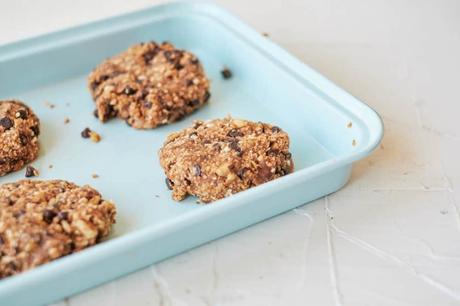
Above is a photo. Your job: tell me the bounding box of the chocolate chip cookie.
[0,100,40,176]
[0,180,116,279]
[159,117,294,203]
[88,41,210,129]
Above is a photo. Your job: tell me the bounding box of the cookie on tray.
[88,41,210,129]
[0,100,40,176]
[159,117,294,203]
[0,180,116,279]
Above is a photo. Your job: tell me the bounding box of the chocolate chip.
[164,50,173,61]
[19,133,28,145]
[15,110,27,119]
[165,178,174,190]
[25,165,38,177]
[104,104,117,118]
[281,166,292,175]
[42,209,57,224]
[190,58,199,65]
[31,125,40,136]
[81,127,91,138]
[267,148,280,156]
[204,91,211,102]
[0,117,13,130]
[143,101,152,109]
[237,168,247,180]
[186,79,194,86]
[193,164,202,176]
[139,89,149,99]
[58,211,68,220]
[124,86,137,95]
[13,209,25,218]
[271,126,281,133]
[2,197,13,205]
[255,163,272,184]
[187,99,200,107]
[221,68,232,79]
[193,121,203,129]
[90,81,99,91]
[93,109,99,118]
[184,178,191,186]
[175,63,184,70]
[227,129,243,137]
[7,261,17,270]
[284,152,292,159]
[68,241,76,251]
[229,140,242,153]
[100,75,110,82]
[143,48,158,63]
[213,143,221,151]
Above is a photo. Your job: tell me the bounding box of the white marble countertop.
[1,0,460,305]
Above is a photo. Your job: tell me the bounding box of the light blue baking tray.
[0,2,383,305]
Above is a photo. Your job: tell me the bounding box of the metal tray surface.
[0,2,383,305]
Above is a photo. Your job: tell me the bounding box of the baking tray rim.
[0,1,384,292]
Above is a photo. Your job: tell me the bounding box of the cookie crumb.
[165,178,174,190]
[155,194,160,198]
[25,165,39,177]
[262,32,270,37]
[352,139,357,146]
[221,67,232,79]
[90,131,101,143]
[81,127,101,142]
[48,164,53,169]
[92,174,99,179]
[81,127,91,138]
[44,101,55,109]
[15,110,27,119]
[64,117,70,124]
[347,122,352,128]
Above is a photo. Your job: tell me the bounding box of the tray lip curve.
[0,0,384,161]
[0,0,383,295]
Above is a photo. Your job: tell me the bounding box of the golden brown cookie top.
[159,117,294,203]
[88,41,210,129]
[0,100,40,176]
[0,179,116,279]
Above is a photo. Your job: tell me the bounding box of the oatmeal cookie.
[0,100,40,176]
[159,117,294,203]
[88,41,210,129]
[0,180,116,278]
